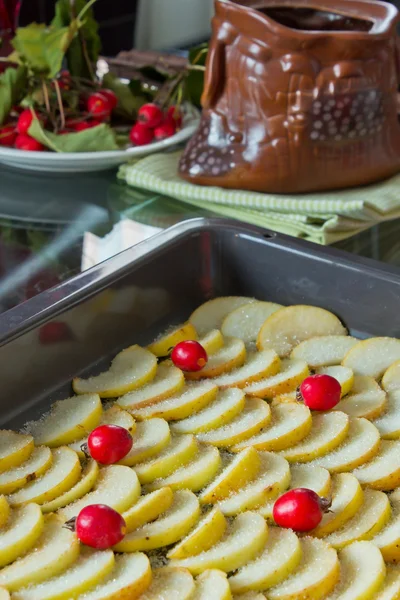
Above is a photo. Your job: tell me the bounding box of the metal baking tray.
[1,218,400,430]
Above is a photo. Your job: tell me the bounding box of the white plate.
[0,109,200,174]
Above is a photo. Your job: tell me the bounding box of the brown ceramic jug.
[179,0,400,193]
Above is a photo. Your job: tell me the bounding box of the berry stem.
[80,442,90,459]
[320,497,333,512]
[63,517,77,532]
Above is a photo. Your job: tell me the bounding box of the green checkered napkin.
[118,151,400,245]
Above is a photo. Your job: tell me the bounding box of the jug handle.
[396,35,400,116]
[201,22,236,109]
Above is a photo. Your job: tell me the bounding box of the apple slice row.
[0,431,34,473]
[192,569,232,600]
[212,350,281,389]
[189,297,256,336]
[40,459,99,514]
[290,335,358,368]
[244,359,309,399]
[335,375,387,419]
[117,363,185,409]
[342,337,400,380]
[0,446,53,495]
[0,503,44,568]
[167,506,227,559]
[186,337,247,381]
[0,496,9,528]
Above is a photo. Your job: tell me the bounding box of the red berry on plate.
[73,121,92,132]
[138,103,163,128]
[154,120,176,141]
[298,374,341,411]
[100,89,118,110]
[74,504,126,549]
[88,425,133,465]
[167,105,183,129]
[129,123,154,146]
[17,109,37,134]
[89,120,103,128]
[39,322,72,345]
[15,134,44,151]
[87,92,111,119]
[273,488,331,532]
[171,340,208,372]
[0,125,16,147]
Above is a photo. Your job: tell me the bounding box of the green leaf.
[0,66,28,125]
[102,72,145,120]
[28,117,119,152]
[186,43,208,107]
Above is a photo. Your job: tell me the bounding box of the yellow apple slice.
[0,496,9,528]
[218,453,290,515]
[376,565,400,600]
[280,411,350,463]
[342,337,400,380]
[147,444,221,493]
[117,363,185,409]
[0,446,52,494]
[189,297,255,336]
[233,594,266,600]
[73,345,157,397]
[196,399,271,448]
[373,498,400,562]
[78,552,152,600]
[123,487,174,532]
[271,392,297,405]
[8,447,81,507]
[0,515,79,591]
[199,329,224,355]
[118,418,171,466]
[59,465,141,520]
[374,390,400,440]
[221,301,283,344]
[228,527,302,594]
[290,336,358,368]
[233,403,312,452]
[40,459,99,514]
[186,338,246,381]
[148,322,198,357]
[267,537,339,600]
[0,431,34,473]
[169,511,268,574]
[140,567,195,600]
[382,361,400,392]
[114,490,200,552]
[244,359,309,399]
[316,366,354,397]
[325,489,391,549]
[257,305,347,357]
[199,447,260,504]
[212,350,281,389]
[335,375,387,419]
[12,548,115,600]
[171,389,246,434]
[0,504,43,568]
[134,434,198,484]
[309,417,380,473]
[326,541,386,600]
[193,569,232,600]
[313,473,364,537]
[28,394,102,447]
[353,440,400,491]
[167,507,227,559]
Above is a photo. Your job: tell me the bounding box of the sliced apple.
[186,337,246,381]
[316,366,354,397]
[221,301,283,344]
[131,381,218,421]
[326,541,386,600]
[140,567,195,600]
[228,527,302,594]
[117,363,185,409]
[373,498,400,562]
[40,459,99,514]
[167,507,227,559]
[123,487,174,532]
[233,403,312,452]
[376,565,400,600]
[244,359,309,399]
[169,512,268,574]
[218,453,290,515]
[313,474,364,537]
[382,361,400,392]
[335,375,387,419]
[0,431,34,473]
[267,537,339,600]
[12,548,115,600]
[199,447,260,504]
[196,398,271,448]
[134,434,198,484]
[325,489,391,549]
[171,389,246,434]
[73,345,157,397]
[233,594,266,600]
[0,515,79,591]
[290,335,358,368]
[271,392,297,405]
[0,446,52,495]
[309,417,380,473]
[147,444,221,493]
[212,351,281,389]
[118,418,171,466]
[353,440,400,491]
[342,337,400,380]
[114,490,200,552]
[200,329,224,355]
[257,305,347,357]
[374,390,400,440]
[148,322,198,357]
[0,504,43,568]
[8,447,81,507]
[59,465,141,520]
[0,496,9,528]
[280,411,350,463]
[189,297,255,336]
[193,569,232,600]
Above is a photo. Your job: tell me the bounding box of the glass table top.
[0,161,399,314]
